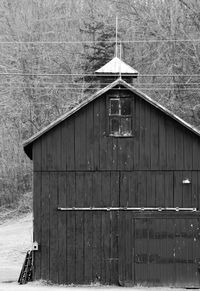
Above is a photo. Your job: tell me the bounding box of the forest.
[1,0,200,207]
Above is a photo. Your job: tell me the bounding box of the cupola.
[95,56,138,88]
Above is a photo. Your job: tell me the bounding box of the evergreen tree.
[80,18,123,89]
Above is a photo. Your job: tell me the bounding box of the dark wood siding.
[33,90,200,172]
[32,86,200,286]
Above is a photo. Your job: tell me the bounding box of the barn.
[23,56,200,287]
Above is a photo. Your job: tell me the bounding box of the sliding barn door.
[118,216,200,287]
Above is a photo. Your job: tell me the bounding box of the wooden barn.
[24,56,200,287]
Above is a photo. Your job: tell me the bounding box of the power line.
[1,82,200,85]
[1,72,200,77]
[0,39,200,44]
[2,82,200,86]
[1,86,200,91]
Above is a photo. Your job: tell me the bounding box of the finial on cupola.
[95,15,138,87]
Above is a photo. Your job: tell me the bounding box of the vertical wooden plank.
[165,118,175,170]
[164,171,174,207]
[84,211,93,284]
[86,102,94,170]
[92,210,102,283]
[76,172,85,207]
[75,172,85,283]
[111,138,118,170]
[191,218,200,287]
[183,131,193,170]
[84,172,93,283]
[92,172,102,283]
[118,212,126,285]
[84,172,93,207]
[175,126,184,170]
[185,218,197,287]
[110,211,119,284]
[75,109,86,170]
[118,139,127,170]
[49,172,58,283]
[99,96,107,170]
[93,99,100,170]
[33,171,41,280]
[175,219,188,287]
[41,134,48,171]
[93,172,101,207]
[150,108,159,170]
[101,212,111,284]
[134,218,148,285]
[129,172,137,206]
[101,172,110,207]
[66,173,76,284]
[156,172,165,207]
[110,172,119,207]
[61,118,75,171]
[120,172,129,207]
[58,173,67,284]
[33,139,42,171]
[182,171,192,207]
[193,138,200,170]
[137,171,147,207]
[192,171,198,208]
[75,211,84,284]
[146,172,156,207]
[147,218,160,285]
[110,171,119,284]
[139,99,146,169]
[41,172,50,281]
[144,103,151,169]
[173,172,183,207]
[158,114,167,170]
[165,218,176,286]
[133,97,140,169]
[159,218,166,285]
[124,212,133,285]
[46,128,61,171]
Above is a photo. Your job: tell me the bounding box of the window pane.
[110,117,120,134]
[121,118,132,135]
[110,99,120,115]
[121,98,131,115]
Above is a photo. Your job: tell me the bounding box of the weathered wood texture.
[33,171,200,285]
[133,217,200,287]
[33,172,119,284]
[33,89,200,172]
[120,171,200,208]
[32,86,200,286]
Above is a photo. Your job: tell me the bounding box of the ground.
[0,213,190,290]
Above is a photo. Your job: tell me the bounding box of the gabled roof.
[23,78,200,159]
[95,57,138,76]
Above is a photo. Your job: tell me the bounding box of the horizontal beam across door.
[57,207,197,212]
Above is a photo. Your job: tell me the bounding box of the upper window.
[109,97,132,136]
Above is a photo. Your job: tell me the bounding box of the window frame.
[108,96,133,137]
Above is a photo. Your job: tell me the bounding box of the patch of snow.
[0,213,33,283]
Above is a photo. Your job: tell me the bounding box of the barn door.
[118,212,135,286]
[118,216,200,287]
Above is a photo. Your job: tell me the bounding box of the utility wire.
[1,72,200,77]
[2,86,200,91]
[0,39,200,44]
[1,82,200,85]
